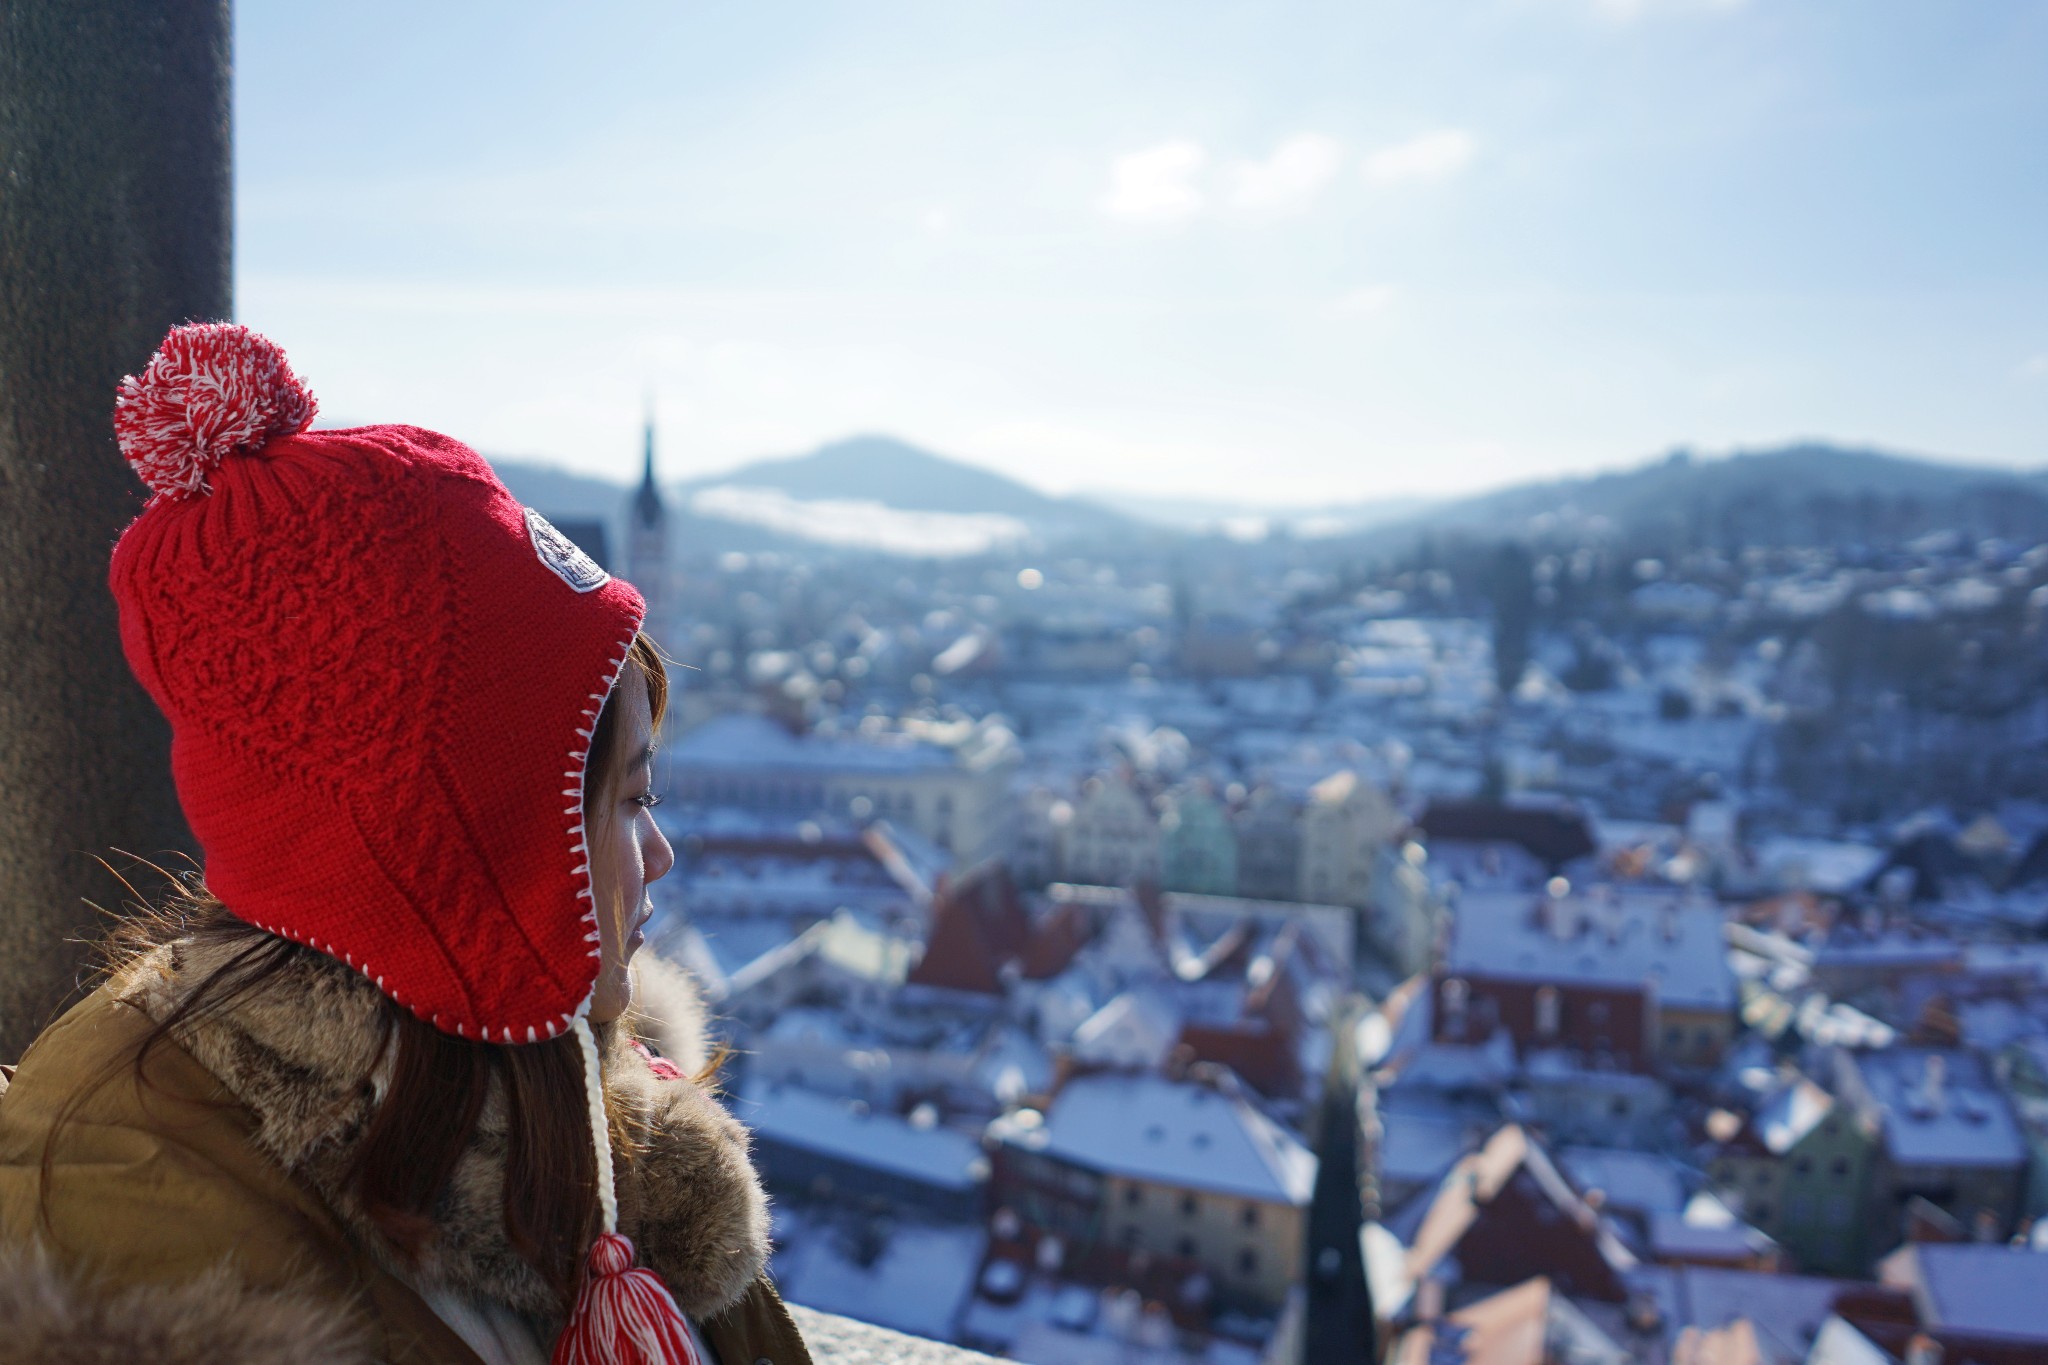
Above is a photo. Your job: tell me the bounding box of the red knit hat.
[109,324,646,1044]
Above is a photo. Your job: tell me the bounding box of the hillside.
[492,438,2048,563]
[685,434,1133,530]
[492,434,1147,560]
[1377,443,2048,550]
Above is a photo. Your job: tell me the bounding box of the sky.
[237,1,2048,505]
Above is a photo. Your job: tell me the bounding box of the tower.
[626,407,670,625]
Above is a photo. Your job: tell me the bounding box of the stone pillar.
[0,1,229,1057]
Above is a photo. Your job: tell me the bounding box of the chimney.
[1917,1054,1946,1117]
[1546,895,1577,942]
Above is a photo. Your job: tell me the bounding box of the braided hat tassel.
[551,1019,702,1365]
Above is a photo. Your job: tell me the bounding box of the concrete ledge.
[785,1306,1003,1363]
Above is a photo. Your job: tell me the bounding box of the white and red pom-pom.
[114,322,317,499]
[551,1232,702,1365]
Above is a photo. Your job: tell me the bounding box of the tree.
[1488,541,1536,700]
[0,1,227,1057]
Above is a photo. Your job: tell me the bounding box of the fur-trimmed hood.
[108,934,771,1327]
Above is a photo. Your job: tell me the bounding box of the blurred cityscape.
[507,423,2048,1365]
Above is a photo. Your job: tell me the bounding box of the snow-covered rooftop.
[1755,1079,1833,1155]
[1907,1243,2048,1343]
[1558,1146,1686,1217]
[1445,887,1736,1011]
[1648,1209,1777,1263]
[1846,1048,2026,1169]
[1070,990,1181,1070]
[1000,1074,1316,1206]
[1660,1266,1851,1364]
[772,1210,987,1342]
[1751,836,1887,896]
[1376,1109,1472,1190]
[738,1081,991,1192]
[673,712,974,775]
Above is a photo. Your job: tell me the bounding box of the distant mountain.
[494,435,1150,561]
[684,435,1129,526]
[678,435,1146,554]
[1378,443,2048,550]
[1091,488,1440,536]
[495,438,2048,564]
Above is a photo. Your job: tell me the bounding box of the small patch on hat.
[525,508,610,593]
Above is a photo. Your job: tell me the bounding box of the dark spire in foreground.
[1303,997,1376,1365]
[632,404,665,529]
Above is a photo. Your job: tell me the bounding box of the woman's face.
[586,668,675,1024]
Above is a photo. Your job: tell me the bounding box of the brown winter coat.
[0,934,812,1365]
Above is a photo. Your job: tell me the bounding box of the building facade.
[1704,1077,1877,1276]
[668,712,1019,864]
[1232,785,1303,902]
[1060,775,1161,889]
[1297,770,1404,911]
[988,1073,1315,1313]
[1159,786,1237,897]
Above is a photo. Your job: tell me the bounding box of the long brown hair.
[51,633,671,1311]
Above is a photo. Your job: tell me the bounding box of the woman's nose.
[644,823,676,884]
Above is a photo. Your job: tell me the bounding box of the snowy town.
[507,430,2048,1365]
[6,8,2048,1365]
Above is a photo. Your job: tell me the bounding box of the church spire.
[632,400,665,530]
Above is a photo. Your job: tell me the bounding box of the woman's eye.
[632,792,665,811]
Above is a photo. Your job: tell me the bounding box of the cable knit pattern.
[133,448,452,783]
[105,324,646,1042]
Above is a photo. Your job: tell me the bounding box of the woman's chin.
[587,971,634,1026]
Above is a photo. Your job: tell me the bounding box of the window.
[1121,1226,1141,1249]
[1611,1096,1630,1118]
[1830,1157,1849,1180]
[1792,1157,1813,1177]
[1535,986,1561,1040]
[1180,1194,1198,1218]
[1754,1202,1774,1223]
[1239,1249,1258,1276]
[1125,1186,1142,1208]
[1241,1204,1259,1229]
[1442,977,1469,1026]
[1177,1237,1196,1258]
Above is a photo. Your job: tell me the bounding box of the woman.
[0,325,811,1365]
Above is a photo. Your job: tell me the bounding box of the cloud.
[690,486,1029,557]
[1333,284,1396,316]
[1362,129,1477,186]
[1100,140,1209,223]
[1228,133,1346,215]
